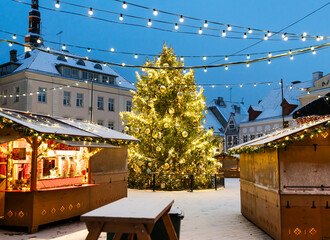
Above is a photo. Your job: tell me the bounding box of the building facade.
[0,49,134,132]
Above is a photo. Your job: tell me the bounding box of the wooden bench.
[81,198,178,240]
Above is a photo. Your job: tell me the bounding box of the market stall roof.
[230,116,330,150]
[0,108,137,142]
[55,140,120,148]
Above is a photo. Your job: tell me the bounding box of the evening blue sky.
[0,0,329,107]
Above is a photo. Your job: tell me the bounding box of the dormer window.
[24,52,31,59]
[57,55,67,62]
[94,64,102,70]
[229,120,235,129]
[76,59,85,66]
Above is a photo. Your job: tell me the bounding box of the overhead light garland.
[2,39,329,70]
[10,0,329,41]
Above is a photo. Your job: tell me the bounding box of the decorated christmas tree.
[120,44,219,190]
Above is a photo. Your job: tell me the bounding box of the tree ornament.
[163,63,169,67]
[156,146,161,152]
[124,126,129,132]
[182,131,188,138]
[148,73,153,78]
[179,159,185,164]
[181,79,186,84]
[134,127,139,133]
[175,123,180,129]
[203,120,206,124]
[160,85,166,92]
[205,110,208,114]
[177,92,183,99]
[148,100,154,105]
[169,108,175,114]
[164,123,169,128]
[164,163,169,170]
[145,128,150,134]
[121,122,125,125]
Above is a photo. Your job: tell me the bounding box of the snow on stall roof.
[0,108,137,141]
[13,48,135,90]
[230,117,330,150]
[241,81,313,123]
[56,118,138,141]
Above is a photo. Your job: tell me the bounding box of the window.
[243,135,248,143]
[233,136,238,146]
[250,135,255,140]
[229,120,235,129]
[108,76,115,85]
[227,136,233,147]
[126,101,132,112]
[2,90,7,105]
[108,121,114,130]
[38,87,47,103]
[72,69,79,79]
[14,87,19,103]
[63,91,71,106]
[283,121,289,128]
[97,97,104,110]
[108,98,115,112]
[102,75,108,83]
[97,120,104,126]
[76,93,83,108]
[63,67,71,77]
[257,133,263,138]
[82,71,88,80]
[94,74,99,82]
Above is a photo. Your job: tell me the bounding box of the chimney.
[313,71,323,81]
[217,97,225,106]
[10,50,18,62]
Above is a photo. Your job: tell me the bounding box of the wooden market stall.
[229,117,330,240]
[215,153,240,178]
[0,108,137,233]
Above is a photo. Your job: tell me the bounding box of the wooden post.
[30,137,39,191]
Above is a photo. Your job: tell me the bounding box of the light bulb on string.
[227,25,232,31]
[290,55,294,60]
[225,55,228,61]
[268,82,271,86]
[180,56,184,61]
[46,47,50,51]
[267,31,272,37]
[226,85,229,88]
[320,36,324,40]
[55,0,60,8]
[312,50,316,55]
[243,32,247,39]
[9,42,12,47]
[254,83,257,87]
[62,44,66,50]
[204,67,207,72]
[289,85,293,89]
[174,23,179,30]
[12,34,17,39]
[122,63,126,67]
[246,63,250,68]
[268,52,272,58]
[225,65,228,70]
[212,85,215,88]
[248,28,252,34]
[122,1,127,9]
[87,48,91,52]
[148,19,152,26]
[316,36,321,41]
[240,84,243,88]
[289,49,292,54]
[246,54,250,59]
[153,9,158,16]
[203,56,207,61]
[268,59,271,64]
[264,34,268,40]
[301,35,306,41]
[88,8,93,15]
[222,30,226,37]
[198,27,203,34]
[302,32,307,37]
[110,48,115,52]
[134,54,138,59]
[37,39,41,44]
[179,15,184,23]
[119,14,123,21]
[204,20,208,28]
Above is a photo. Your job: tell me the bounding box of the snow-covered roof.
[208,99,248,124]
[6,47,134,90]
[0,108,137,142]
[203,111,224,134]
[230,116,330,149]
[241,81,313,123]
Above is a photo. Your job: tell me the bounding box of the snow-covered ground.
[0,179,272,240]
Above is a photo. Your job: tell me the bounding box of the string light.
[248,28,252,34]
[312,50,316,55]
[268,52,272,57]
[301,35,306,41]
[148,19,152,26]
[119,14,123,21]
[225,65,228,70]
[87,48,91,52]
[289,49,292,54]
[55,0,60,8]
[12,34,17,39]
[134,54,138,59]
[180,56,184,61]
[254,83,257,87]
[246,54,250,59]
[204,20,208,28]
[243,32,247,39]
[62,44,66,50]
[222,30,226,37]
[179,15,184,23]
[264,35,268,40]
[88,8,93,16]
[227,25,232,31]
[37,39,41,44]
[174,23,179,30]
[203,56,207,60]
[316,36,320,41]
[311,46,315,50]
[290,55,294,60]
[153,9,158,16]
[225,56,228,61]
[240,84,243,87]
[268,59,271,64]
[198,27,203,34]
[8,42,12,47]
[246,63,250,68]
[110,47,115,52]
[226,85,229,88]
[122,1,127,9]
[204,67,207,72]
[267,31,272,37]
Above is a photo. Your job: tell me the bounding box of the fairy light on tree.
[120,44,218,190]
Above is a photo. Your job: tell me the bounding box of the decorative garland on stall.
[228,120,330,155]
[0,117,133,146]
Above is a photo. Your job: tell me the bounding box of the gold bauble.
[156,146,161,152]
[164,123,169,128]
[121,122,125,125]
[164,163,169,170]
[177,92,183,99]
[163,63,169,67]
[169,108,175,114]
[148,73,153,78]
[205,110,208,114]
[148,100,153,105]
[148,162,152,167]
[181,79,186,84]
[134,128,139,133]
[145,128,150,134]
[160,85,166,92]
[124,126,129,132]
[182,131,188,138]
[175,124,180,129]
[203,120,206,124]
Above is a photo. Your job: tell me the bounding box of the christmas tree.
[120,44,219,190]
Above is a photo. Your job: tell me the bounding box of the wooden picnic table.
[81,198,178,240]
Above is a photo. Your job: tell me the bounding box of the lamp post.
[90,77,95,122]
